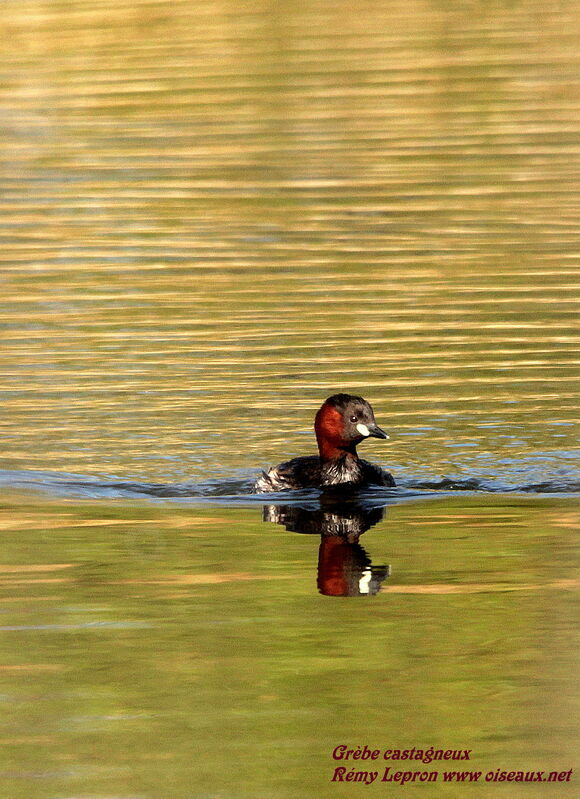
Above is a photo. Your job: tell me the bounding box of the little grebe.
[253,393,395,492]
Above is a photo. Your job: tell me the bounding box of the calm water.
[0,493,578,799]
[0,0,578,796]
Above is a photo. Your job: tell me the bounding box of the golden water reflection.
[0,0,578,492]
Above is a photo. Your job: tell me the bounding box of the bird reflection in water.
[262,500,390,597]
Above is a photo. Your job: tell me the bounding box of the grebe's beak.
[369,423,389,440]
[356,422,389,440]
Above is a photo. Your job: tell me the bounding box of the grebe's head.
[314,393,388,459]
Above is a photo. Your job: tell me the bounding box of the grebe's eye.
[350,415,358,423]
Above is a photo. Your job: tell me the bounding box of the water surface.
[0,0,578,796]
[0,493,577,798]
[0,0,578,491]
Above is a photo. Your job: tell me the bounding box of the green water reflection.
[0,494,576,797]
